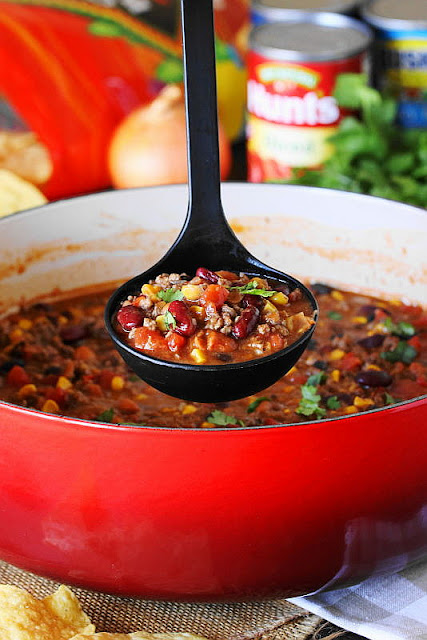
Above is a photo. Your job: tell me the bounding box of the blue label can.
[251,0,364,26]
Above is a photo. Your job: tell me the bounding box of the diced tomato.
[166,332,187,353]
[374,309,389,322]
[200,285,229,310]
[6,365,30,388]
[46,387,67,407]
[413,314,427,329]
[263,417,278,426]
[270,333,285,350]
[206,330,237,353]
[409,362,427,387]
[99,370,115,390]
[85,383,102,397]
[408,336,421,351]
[337,352,362,372]
[132,327,169,355]
[118,398,139,414]
[75,345,96,360]
[216,270,238,280]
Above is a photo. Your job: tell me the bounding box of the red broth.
[0,283,426,428]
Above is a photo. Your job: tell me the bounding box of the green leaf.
[95,408,114,423]
[158,288,184,303]
[155,58,184,84]
[333,73,369,109]
[296,384,326,418]
[385,152,415,174]
[328,311,342,321]
[326,396,341,410]
[384,392,397,405]
[381,341,418,364]
[206,410,244,427]
[247,396,269,414]
[384,317,415,338]
[307,372,327,386]
[164,311,176,331]
[231,282,276,297]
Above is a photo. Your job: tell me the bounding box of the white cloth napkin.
[289,560,427,640]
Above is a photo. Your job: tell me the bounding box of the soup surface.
[115,268,314,364]
[0,283,425,428]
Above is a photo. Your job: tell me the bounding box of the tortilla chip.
[0,169,47,217]
[0,584,95,640]
[71,634,210,640]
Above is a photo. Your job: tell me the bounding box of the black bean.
[0,359,25,374]
[215,353,233,362]
[43,365,63,375]
[357,334,386,349]
[31,302,52,312]
[306,338,318,351]
[311,283,332,295]
[359,304,391,322]
[314,360,328,371]
[356,370,393,387]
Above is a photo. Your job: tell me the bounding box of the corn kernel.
[283,408,291,414]
[249,277,268,289]
[18,318,33,330]
[42,399,60,413]
[58,315,69,325]
[201,421,214,428]
[156,315,167,332]
[367,364,381,371]
[351,316,368,324]
[329,349,345,361]
[9,328,23,343]
[141,284,161,300]
[18,383,37,397]
[270,292,289,305]
[136,393,148,401]
[354,396,375,408]
[344,405,358,414]
[331,290,344,301]
[331,369,340,382]
[56,376,72,390]
[111,376,125,391]
[389,299,401,306]
[189,305,205,321]
[190,348,207,364]
[262,300,280,322]
[182,404,197,415]
[182,284,202,301]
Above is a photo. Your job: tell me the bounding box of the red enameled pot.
[0,184,426,600]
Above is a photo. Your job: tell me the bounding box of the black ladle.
[105,0,318,403]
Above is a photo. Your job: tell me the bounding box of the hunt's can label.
[247,14,372,182]
[363,0,427,128]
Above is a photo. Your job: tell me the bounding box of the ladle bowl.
[105,0,318,402]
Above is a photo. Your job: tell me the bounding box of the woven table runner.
[0,560,322,639]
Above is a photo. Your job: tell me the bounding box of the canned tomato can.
[247,14,372,183]
[252,0,364,25]
[362,0,427,128]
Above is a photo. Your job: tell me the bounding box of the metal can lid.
[249,13,372,62]
[252,0,362,17]
[362,0,427,31]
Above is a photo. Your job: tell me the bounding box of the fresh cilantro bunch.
[287,74,427,209]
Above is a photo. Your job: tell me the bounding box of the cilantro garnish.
[206,410,244,427]
[231,282,276,297]
[328,311,342,321]
[381,341,417,364]
[164,310,177,331]
[158,288,184,303]
[383,317,415,339]
[95,408,114,423]
[384,392,397,406]
[307,372,327,386]
[247,396,269,414]
[296,385,326,418]
[326,396,341,410]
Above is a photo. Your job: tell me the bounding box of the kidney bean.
[196,267,219,283]
[356,370,393,387]
[116,306,145,331]
[242,294,264,309]
[60,324,88,343]
[359,305,391,322]
[357,334,386,349]
[168,300,196,337]
[272,282,291,296]
[232,305,260,339]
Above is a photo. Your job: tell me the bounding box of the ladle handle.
[180,0,235,242]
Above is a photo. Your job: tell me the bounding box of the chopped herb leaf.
[231,282,276,297]
[206,410,244,427]
[384,392,397,405]
[158,288,184,303]
[164,310,177,330]
[296,384,326,418]
[381,341,417,364]
[307,372,327,386]
[326,396,341,410]
[129,375,139,382]
[95,408,114,423]
[328,311,342,321]
[247,396,269,413]
[384,317,415,338]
